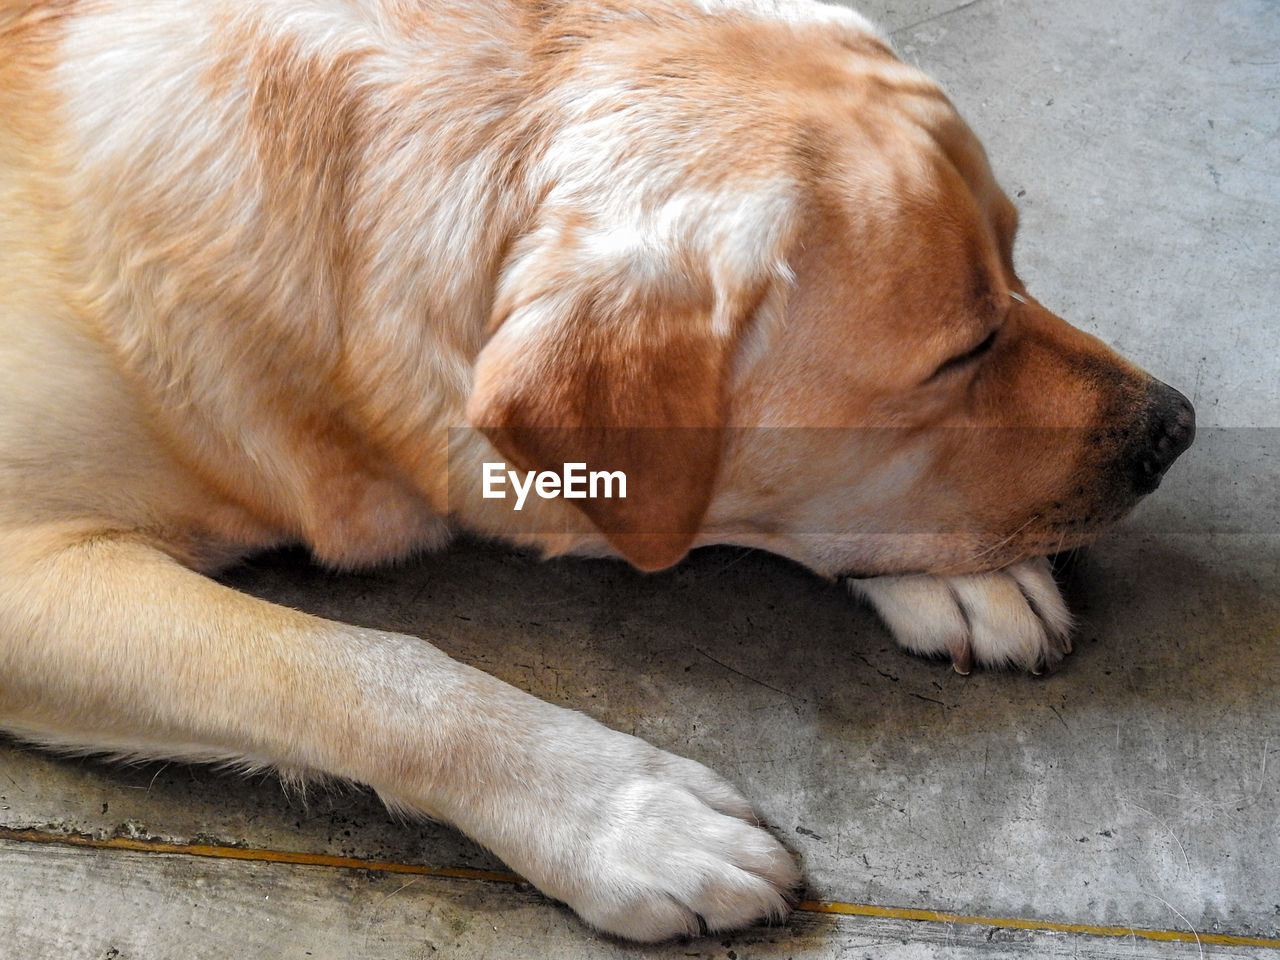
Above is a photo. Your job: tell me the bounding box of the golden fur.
[0,0,1192,941]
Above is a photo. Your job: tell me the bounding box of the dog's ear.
[468,191,797,571]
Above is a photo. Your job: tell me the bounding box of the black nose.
[1130,381,1195,495]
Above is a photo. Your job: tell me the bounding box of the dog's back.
[0,0,534,566]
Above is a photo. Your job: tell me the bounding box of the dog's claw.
[948,639,973,676]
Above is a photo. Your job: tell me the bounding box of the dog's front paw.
[565,747,799,940]
[476,719,800,942]
[847,556,1073,674]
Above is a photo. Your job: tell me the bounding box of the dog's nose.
[1129,380,1195,495]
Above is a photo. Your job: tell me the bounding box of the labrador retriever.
[0,0,1193,941]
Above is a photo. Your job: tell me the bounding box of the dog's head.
[467,7,1193,576]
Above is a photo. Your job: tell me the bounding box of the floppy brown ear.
[467,208,790,571]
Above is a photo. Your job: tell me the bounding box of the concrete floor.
[2,0,1277,957]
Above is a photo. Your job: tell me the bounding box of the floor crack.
[890,0,992,38]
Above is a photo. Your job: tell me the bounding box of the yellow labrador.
[0,0,1193,941]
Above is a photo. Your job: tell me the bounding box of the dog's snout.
[1129,381,1195,495]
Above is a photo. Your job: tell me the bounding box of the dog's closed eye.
[926,328,998,383]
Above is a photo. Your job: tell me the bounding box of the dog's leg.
[0,527,798,941]
[847,557,1073,674]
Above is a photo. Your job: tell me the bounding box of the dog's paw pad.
[847,556,1073,673]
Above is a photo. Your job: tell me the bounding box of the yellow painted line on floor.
[3,826,1279,950]
[0,826,523,885]
[797,898,1280,949]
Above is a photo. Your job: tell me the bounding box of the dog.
[0,0,1194,942]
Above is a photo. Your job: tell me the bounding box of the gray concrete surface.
[2,0,1277,957]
